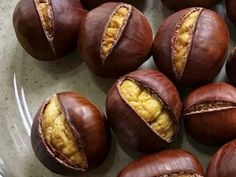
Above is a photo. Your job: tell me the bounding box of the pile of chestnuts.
[11,0,236,176]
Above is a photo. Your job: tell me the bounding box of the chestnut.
[183,82,236,145]
[118,149,204,177]
[226,48,236,85]
[78,2,153,78]
[13,0,86,61]
[106,69,182,152]
[161,0,222,11]
[31,92,110,175]
[206,139,236,177]
[226,0,236,25]
[153,7,229,87]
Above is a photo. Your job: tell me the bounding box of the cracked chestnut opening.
[100,4,132,59]
[35,0,54,39]
[160,173,202,177]
[119,80,175,142]
[171,8,202,79]
[41,96,87,168]
[184,101,236,115]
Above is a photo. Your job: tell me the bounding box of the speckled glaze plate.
[1,0,236,176]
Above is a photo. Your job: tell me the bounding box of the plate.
[0,0,235,176]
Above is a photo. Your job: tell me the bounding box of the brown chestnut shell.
[226,47,236,85]
[153,8,229,87]
[117,149,204,177]
[226,0,236,26]
[13,0,86,61]
[161,0,222,11]
[31,92,110,175]
[206,139,236,177]
[106,69,182,152]
[183,82,236,145]
[78,2,153,78]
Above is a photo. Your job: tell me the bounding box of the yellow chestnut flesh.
[172,8,202,78]
[119,80,175,142]
[35,0,54,39]
[101,4,131,59]
[41,96,86,167]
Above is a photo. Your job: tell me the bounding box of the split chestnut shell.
[106,69,182,152]
[117,149,204,177]
[13,0,86,60]
[31,92,110,175]
[183,82,236,145]
[206,139,236,177]
[78,2,153,78]
[153,7,229,86]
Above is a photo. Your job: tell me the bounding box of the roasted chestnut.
[153,7,229,87]
[226,48,236,85]
[161,0,222,11]
[31,92,110,175]
[13,0,86,61]
[206,139,236,177]
[117,149,204,177]
[106,69,182,152]
[183,82,236,145]
[226,0,236,25]
[78,2,153,78]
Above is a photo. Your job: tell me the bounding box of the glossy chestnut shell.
[117,149,204,177]
[226,0,236,25]
[183,82,236,145]
[106,69,182,152]
[13,0,86,61]
[161,0,222,11]
[78,2,152,78]
[31,92,110,175]
[153,8,229,87]
[226,48,236,85]
[206,139,236,177]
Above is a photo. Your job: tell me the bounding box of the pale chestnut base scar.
[100,4,132,61]
[118,79,175,142]
[160,173,203,177]
[171,8,203,79]
[42,96,87,168]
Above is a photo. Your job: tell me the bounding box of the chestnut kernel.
[153,8,229,86]
[78,2,153,78]
[31,92,110,175]
[183,82,236,145]
[106,69,182,152]
[226,48,236,85]
[206,139,236,177]
[161,0,222,11]
[13,0,86,61]
[117,149,204,177]
[226,0,236,26]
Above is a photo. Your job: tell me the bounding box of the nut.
[161,0,222,11]
[117,149,204,177]
[106,69,182,152]
[206,139,236,177]
[13,0,86,60]
[183,82,236,145]
[226,0,236,26]
[153,8,229,86]
[226,48,236,85]
[78,2,152,78]
[31,92,110,175]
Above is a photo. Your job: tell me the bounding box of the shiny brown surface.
[106,69,182,152]
[161,0,222,11]
[153,8,229,87]
[117,149,204,177]
[31,92,110,175]
[183,83,236,145]
[78,2,152,78]
[226,48,236,85]
[13,0,86,60]
[206,139,236,177]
